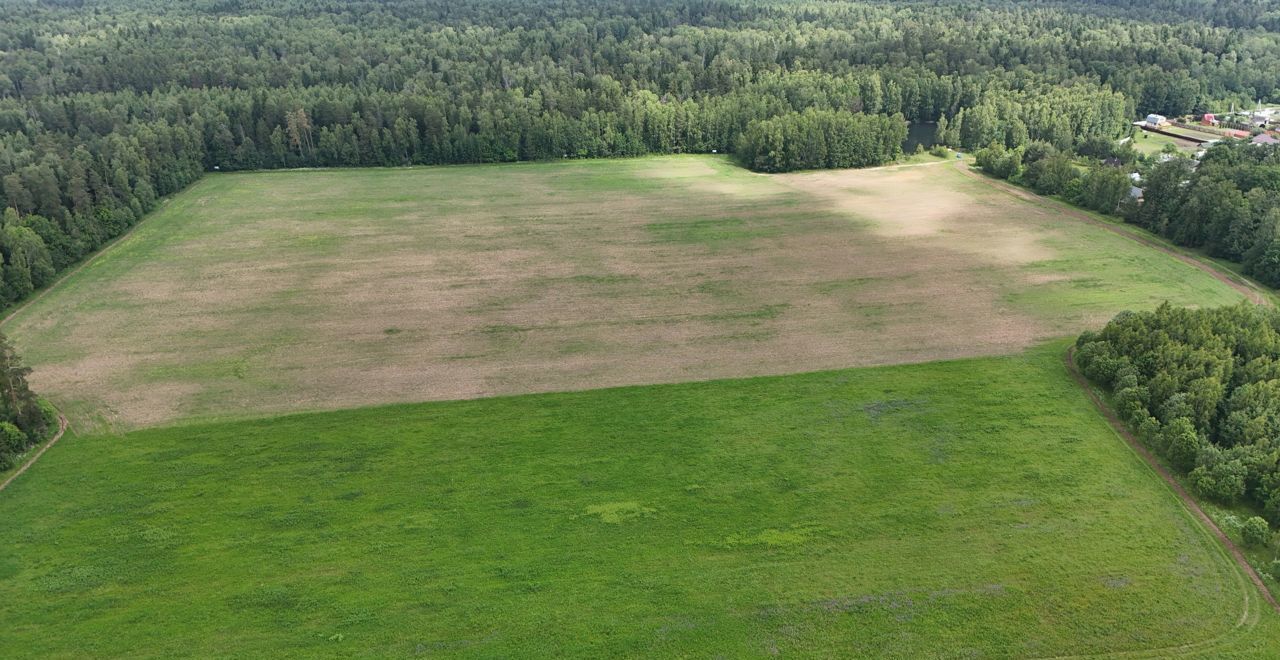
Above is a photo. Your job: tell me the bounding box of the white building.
[1145,114,1167,126]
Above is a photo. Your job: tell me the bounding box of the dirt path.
[953,161,1271,307]
[1065,347,1280,615]
[0,413,68,493]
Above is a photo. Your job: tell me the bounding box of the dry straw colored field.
[5,156,1246,431]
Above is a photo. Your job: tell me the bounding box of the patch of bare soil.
[778,165,1057,264]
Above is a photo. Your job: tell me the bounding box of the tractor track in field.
[953,160,1271,307]
[1065,346,1280,616]
[0,413,68,493]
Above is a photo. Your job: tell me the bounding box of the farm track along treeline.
[1065,347,1280,615]
[0,413,68,493]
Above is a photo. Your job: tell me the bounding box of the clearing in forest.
[4,155,1246,431]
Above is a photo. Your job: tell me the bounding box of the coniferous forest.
[3,0,1280,309]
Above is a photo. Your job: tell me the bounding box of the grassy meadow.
[2,155,1277,657]
[1130,130,1200,155]
[2,343,1278,657]
[3,156,1248,433]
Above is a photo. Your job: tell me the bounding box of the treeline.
[1076,303,1280,539]
[969,135,1280,293]
[936,86,1133,153]
[0,333,53,472]
[1126,142,1280,287]
[973,140,1138,216]
[0,67,988,301]
[5,0,1279,115]
[736,110,905,172]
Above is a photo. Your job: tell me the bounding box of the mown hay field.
[5,156,1245,432]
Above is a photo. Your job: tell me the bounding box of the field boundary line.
[1065,347,1280,616]
[0,413,68,493]
[953,160,1271,307]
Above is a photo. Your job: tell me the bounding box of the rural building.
[1129,186,1144,200]
[1145,113,1167,126]
[1252,133,1280,145]
[1201,113,1217,126]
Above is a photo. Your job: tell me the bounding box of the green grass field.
[1130,130,1200,155]
[2,156,1277,657]
[1,343,1277,658]
[1162,125,1228,142]
[3,156,1247,433]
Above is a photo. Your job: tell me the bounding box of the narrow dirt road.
[1065,347,1280,614]
[0,413,68,493]
[954,160,1271,307]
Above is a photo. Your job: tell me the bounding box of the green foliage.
[1190,457,1248,504]
[0,333,43,471]
[736,109,906,172]
[944,87,1131,152]
[1164,417,1204,473]
[1074,166,1132,215]
[975,143,1022,180]
[0,422,23,456]
[0,344,1265,656]
[1023,153,1079,196]
[1078,302,1280,520]
[1241,516,1272,547]
[1100,140,1280,283]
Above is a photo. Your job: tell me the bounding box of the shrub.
[1076,340,1121,385]
[0,421,25,456]
[1115,386,1149,425]
[1242,516,1271,547]
[1266,490,1280,526]
[38,399,58,431]
[1136,415,1163,448]
[1190,460,1246,503]
[1164,417,1203,473]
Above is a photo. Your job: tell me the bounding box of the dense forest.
[1076,303,1280,536]
[3,0,1280,308]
